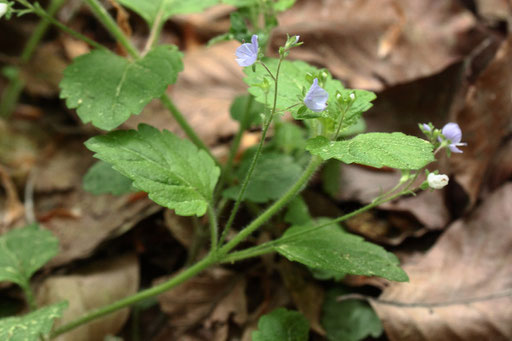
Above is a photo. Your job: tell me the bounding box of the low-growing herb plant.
[0,0,467,339]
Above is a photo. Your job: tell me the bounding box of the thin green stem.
[159,95,220,167]
[51,255,215,338]
[218,155,323,255]
[221,184,413,263]
[84,0,139,58]
[218,102,271,245]
[218,95,255,192]
[258,61,276,81]
[208,205,218,250]
[219,59,283,245]
[15,0,104,51]
[21,282,37,311]
[143,1,166,54]
[333,101,354,140]
[2,0,80,117]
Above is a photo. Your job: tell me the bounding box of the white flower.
[427,173,449,189]
[0,3,8,18]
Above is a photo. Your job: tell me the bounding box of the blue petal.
[442,123,462,144]
[235,35,259,67]
[304,78,328,112]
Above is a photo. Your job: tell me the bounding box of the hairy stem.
[218,155,323,255]
[219,59,283,245]
[21,281,37,311]
[159,95,219,166]
[215,95,255,199]
[208,205,218,250]
[84,0,139,58]
[221,177,419,263]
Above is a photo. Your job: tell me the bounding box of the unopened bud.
[427,173,449,189]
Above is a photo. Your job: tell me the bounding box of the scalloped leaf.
[85,124,220,216]
[118,0,219,26]
[0,302,67,341]
[252,308,309,341]
[0,224,58,288]
[83,161,134,196]
[306,133,434,170]
[274,219,409,282]
[60,45,183,131]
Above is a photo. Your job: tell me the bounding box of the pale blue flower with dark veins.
[304,78,328,112]
[236,35,259,67]
[439,122,467,153]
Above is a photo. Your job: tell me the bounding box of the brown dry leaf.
[371,183,512,341]
[278,260,325,335]
[22,42,67,97]
[274,0,485,90]
[156,267,246,338]
[163,209,195,248]
[447,36,512,207]
[0,165,24,228]
[484,138,512,194]
[37,254,139,341]
[29,138,158,266]
[124,41,244,147]
[336,165,450,242]
[474,0,511,24]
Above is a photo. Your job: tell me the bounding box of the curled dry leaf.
[156,267,247,339]
[37,254,139,341]
[29,138,158,266]
[278,259,325,335]
[447,36,512,207]
[371,183,512,341]
[273,0,485,90]
[335,165,450,243]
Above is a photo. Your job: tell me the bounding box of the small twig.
[24,169,36,224]
[337,289,512,308]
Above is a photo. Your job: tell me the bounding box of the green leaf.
[322,288,382,341]
[273,0,296,11]
[307,133,435,170]
[284,196,311,225]
[222,0,258,8]
[334,89,376,133]
[60,45,183,131]
[118,0,219,26]
[252,308,309,341]
[273,122,307,154]
[85,124,220,216]
[223,153,302,203]
[244,58,343,115]
[0,224,59,288]
[83,161,134,196]
[0,302,67,341]
[321,159,341,197]
[230,94,264,128]
[274,219,409,282]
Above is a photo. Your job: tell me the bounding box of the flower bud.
[0,3,8,18]
[427,173,449,189]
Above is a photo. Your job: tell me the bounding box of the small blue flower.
[304,78,328,112]
[236,35,259,67]
[439,122,467,153]
[422,123,431,132]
